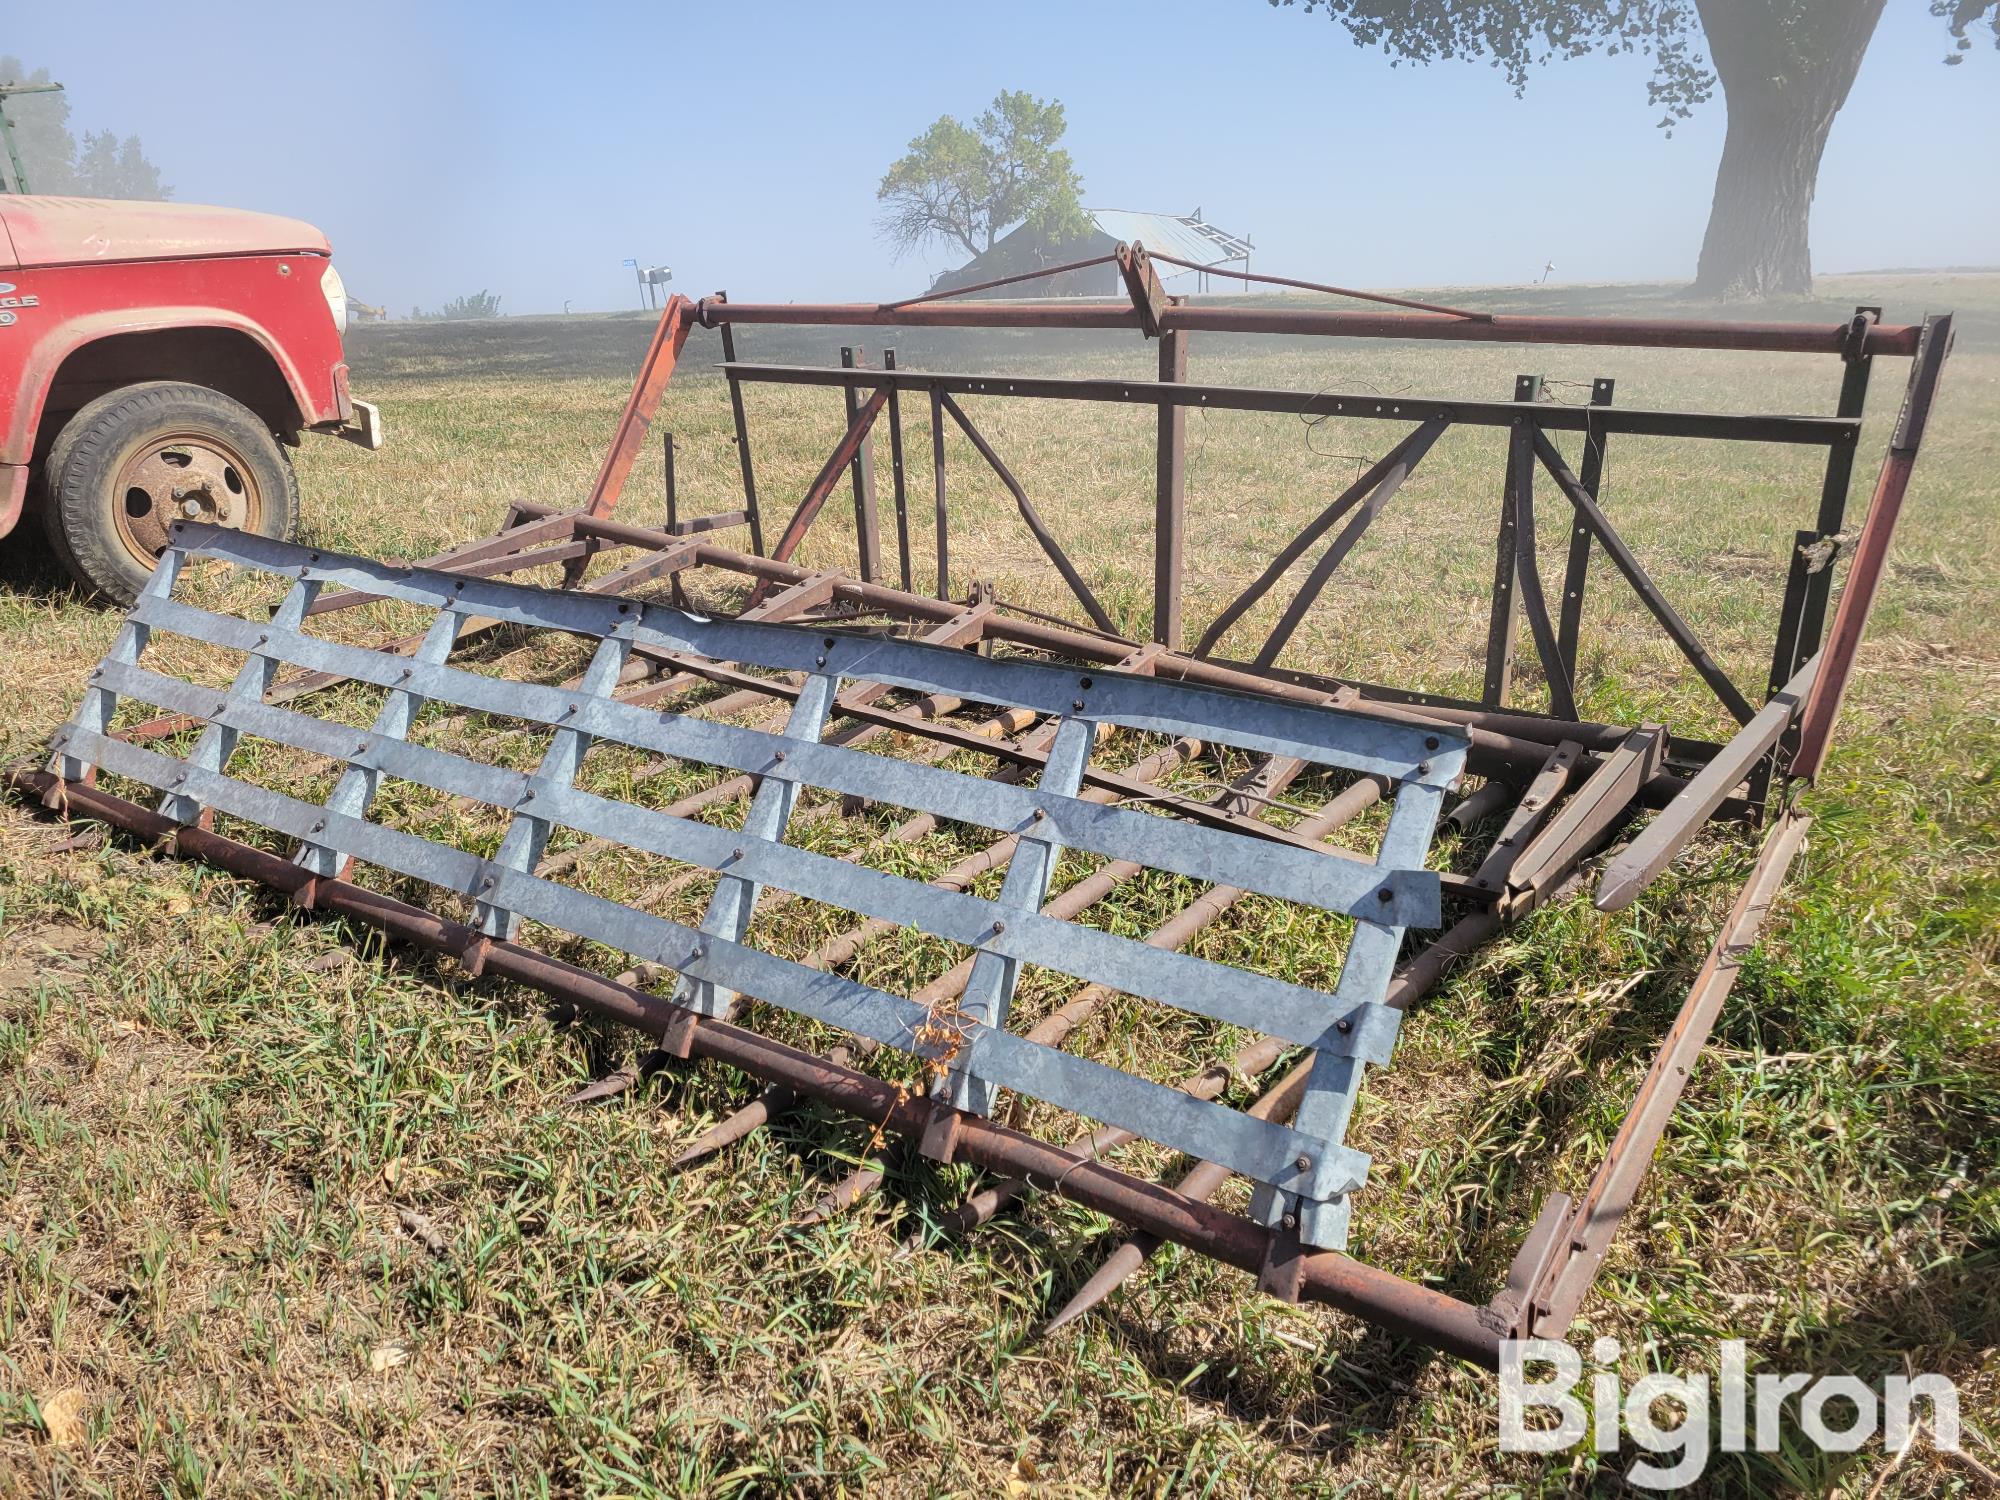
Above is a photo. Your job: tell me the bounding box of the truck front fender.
[4,303,337,468]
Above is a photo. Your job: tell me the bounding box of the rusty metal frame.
[14,268,1954,1368]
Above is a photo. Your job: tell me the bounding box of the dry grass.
[0,274,1995,1497]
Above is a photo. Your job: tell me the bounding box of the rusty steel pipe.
[692,298,1919,357]
[10,766,1504,1366]
[1042,1053,1315,1334]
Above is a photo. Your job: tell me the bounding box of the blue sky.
[7,1,1996,313]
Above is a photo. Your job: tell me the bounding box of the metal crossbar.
[53,523,1468,1249]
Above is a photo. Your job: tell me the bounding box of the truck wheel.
[42,381,300,606]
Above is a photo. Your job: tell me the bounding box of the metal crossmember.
[51,524,1467,1249]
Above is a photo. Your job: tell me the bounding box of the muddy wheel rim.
[111,433,264,568]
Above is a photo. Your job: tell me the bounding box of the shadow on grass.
[0,521,87,607]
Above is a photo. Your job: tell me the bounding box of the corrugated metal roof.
[1085,209,1253,269]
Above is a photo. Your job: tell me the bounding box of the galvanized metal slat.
[88,658,1404,1057]
[1254,779,1448,1251]
[122,594,1446,924]
[159,575,323,824]
[296,604,468,877]
[164,526,1460,786]
[51,549,184,786]
[475,629,634,940]
[51,722,1372,1205]
[937,714,1093,1115]
[677,671,838,1017]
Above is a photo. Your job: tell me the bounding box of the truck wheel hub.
[113,436,263,565]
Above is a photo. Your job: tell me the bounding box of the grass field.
[0,275,1995,1497]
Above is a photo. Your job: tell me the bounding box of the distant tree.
[69,128,169,199]
[876,90,1090,262]
[437,290,502,320]
[0,56,169,198]
[1269,2,2000,298]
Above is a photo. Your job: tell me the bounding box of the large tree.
[877,90,1090,261]
[0,57,169,198]
[1271,3,1998,297]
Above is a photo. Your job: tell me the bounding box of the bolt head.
[1336,1017,1352,1033]
[1296,1154,1312,1171]
[1377,887,1394,904]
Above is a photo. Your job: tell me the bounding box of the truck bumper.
[0,463,28,542]
[318,398,384,451]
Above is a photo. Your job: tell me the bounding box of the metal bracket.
[1117,241,1169,338]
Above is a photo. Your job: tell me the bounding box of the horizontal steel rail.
[720,363,1862,446]
[692,297,1922,356]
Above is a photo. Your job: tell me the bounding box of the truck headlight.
[320,263,349,335]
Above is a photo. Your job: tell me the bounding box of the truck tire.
[41,381,300,606]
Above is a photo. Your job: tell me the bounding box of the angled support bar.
[939,393,1117,633]
[1198,421,1447,659]
[1597,653,1822,911]
[1530,429,1756,726]
[1252,418,1449,669]
[761,387,891,572]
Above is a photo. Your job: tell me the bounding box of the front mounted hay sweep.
[14,254,1953,1368]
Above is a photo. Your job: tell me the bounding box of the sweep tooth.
[563,1047,671,1107]
[906,1175,1031,1251]
[795,1162,885,1226]
[671,1082,796,1169]
[1042,1239,1154,1334]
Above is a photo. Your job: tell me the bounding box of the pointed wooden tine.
[795,1157,888,1227]
[1040,1162,1231,1333]
[1041,1056,1315,1334]
[564,1047,672,1107]
[1042,1240,1154,1334]
[671,1079,798,1169]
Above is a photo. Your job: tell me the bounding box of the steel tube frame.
[17,274,1952,1366]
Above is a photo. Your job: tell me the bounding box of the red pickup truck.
[0,195,377,603]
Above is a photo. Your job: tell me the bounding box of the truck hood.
[0,196,330,269]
